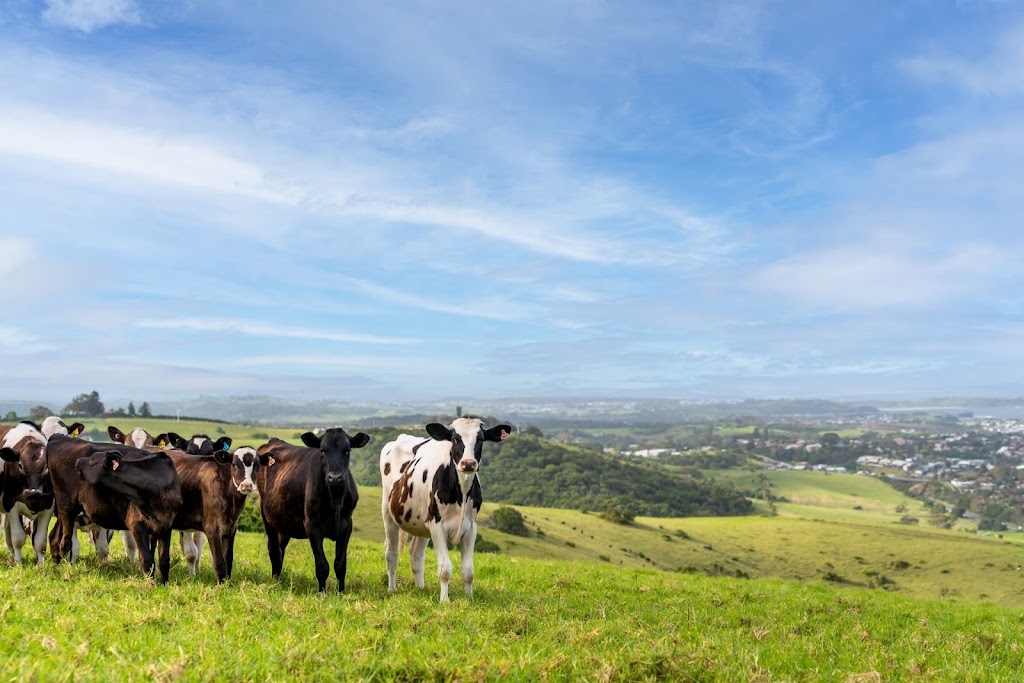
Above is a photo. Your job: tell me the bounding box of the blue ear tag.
[222,442,230,451]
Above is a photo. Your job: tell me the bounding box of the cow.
[165,445,260,582]
[168,433,233,456]
[256,427,369,592]
[48,434,182,583]
[0,422,54,564]
[380,417,510,602]
[38,416,84,440]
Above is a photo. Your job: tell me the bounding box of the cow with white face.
[380,417,511,602]
[0,422,55,564]
[38,417,85,440]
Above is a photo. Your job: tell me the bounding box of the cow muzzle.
[457,459,478,473]
[236,480,255,494]
[325,472,346,486]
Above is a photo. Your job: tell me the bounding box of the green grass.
[2,533,1024,681]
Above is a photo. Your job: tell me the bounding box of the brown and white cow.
[48,435,182,583]
[0,422,54,564]
[165,445,260,582]
[380,417,511,602]
[257,428,369,592]
[38,416,84,440]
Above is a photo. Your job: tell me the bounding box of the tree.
[139,402,152,418]
[64,391,104,417]
[3,411,16,422]
[30,405,54,421]
[127,401,136,418]
[490,506,530,536]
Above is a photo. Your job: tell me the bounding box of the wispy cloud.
[135,319,417,346]
[42,0,141,33]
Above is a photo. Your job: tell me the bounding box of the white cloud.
[901,23,1024,96]
[135,318,417,346]
[42,0,141,33]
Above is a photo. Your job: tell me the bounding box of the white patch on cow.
[2,422,46,449]
[130,428,151,448]
[39,416,68,438]
[191,437,207,450]
[233,446,259,491]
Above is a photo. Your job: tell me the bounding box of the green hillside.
[1,534,1021,681]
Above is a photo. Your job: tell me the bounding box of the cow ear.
[68,423,85,437]
[213,450,233,465]
[300,432,321,448]
[259,454,276,467]
[426,423,452,441]
[166,433,187,450]
[0,447,19,463]
[215,437,232,451]
[103,453,122,471]
[350,432,371,449]
[107,426,125,443]
[484,424,513,442]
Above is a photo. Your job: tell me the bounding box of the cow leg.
[307,533,330,592]
[410,535,428,588]
[334,516,353,592]
[428,525,454,603]
[180,531,201,577]
[91,527,111,564]
[459,524,477,599]
[265,525,288,578]
[157,529,172,585]
[131,523,155,578]
[193,531,206,573]
[3,515,13,557]
[121,530,138,564]
[31,509,53,566]
[205,526,228,584]
[382,510,401,592]
[224,530,237,581]
[6,512,26,564]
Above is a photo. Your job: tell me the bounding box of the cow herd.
[0,415,511,602]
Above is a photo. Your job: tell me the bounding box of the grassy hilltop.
[4,416,1024,679]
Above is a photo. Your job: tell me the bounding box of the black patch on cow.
[411,438,431,455]
[468,476,482,511]
[383,462,391,476]
[408,482,413,496]
[404,508,412,522]
[399,461,410,473]
[421,469,428,483]
[428,461,463,523]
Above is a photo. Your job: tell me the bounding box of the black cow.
[256,428,369,592]
[168,433,233,456]
[48,435,182,583]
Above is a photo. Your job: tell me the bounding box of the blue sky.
[1,0,1023,405]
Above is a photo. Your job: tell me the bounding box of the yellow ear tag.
[156,439,167,448]
[70,427,82,437]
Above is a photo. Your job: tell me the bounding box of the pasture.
[2,532,1024,681]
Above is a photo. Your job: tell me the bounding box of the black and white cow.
[0,422,54,564]
[257,428,369,592]
[38,416,84,440]
[380,417,511,602]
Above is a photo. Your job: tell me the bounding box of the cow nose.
[458,459,478,472]
[325,472,344,485]
[238,481,254,494]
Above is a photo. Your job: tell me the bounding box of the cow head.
[229,446,261,494]
[108,425,157,448]
[426,418,511,473]
[175,434,233,456]
[300,427,370,488]
[40,416,84,439]
[1,422,52,511]
[76,451,124,486]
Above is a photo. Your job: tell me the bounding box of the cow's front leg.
[334,516,353,592]
[307,533,330,592]
[428,525,453,603]
[459,523,477,599]
[32,509,53,566]
[180,531,200,577]
[156,529,172,585]
[6,512,26,564]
